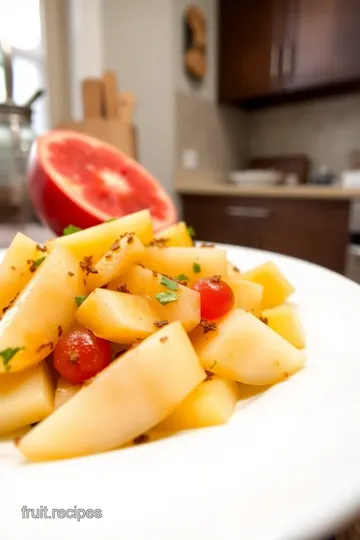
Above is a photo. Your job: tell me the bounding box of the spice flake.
[153,320,169,328]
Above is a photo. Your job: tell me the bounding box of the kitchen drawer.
[181,195,350,273]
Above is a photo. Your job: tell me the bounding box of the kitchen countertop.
[176,171,360,200]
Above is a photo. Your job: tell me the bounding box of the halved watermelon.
[27,130,177,235]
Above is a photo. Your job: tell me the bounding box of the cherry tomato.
[192,277,234,321]
[53,327,111,384]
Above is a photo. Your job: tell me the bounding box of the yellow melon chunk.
[49,209,153,262]
[86,233,144,291]
[0,233,47,317]
[142,247,227,285]
[191,308,306,385]
[155,222,193,247]
[261,304,306,349]
[242,261,294,309]
[76,288,158,344]
[108,264,200,332]
[0,362,54,435]
[224,277,263,315]
[18,322,206,461]
[54,377,81,410]
[157,375,239,430]
[0,245,85,374]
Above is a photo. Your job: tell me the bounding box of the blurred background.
[2,0,360,289]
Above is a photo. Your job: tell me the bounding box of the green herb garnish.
[75,295,88,307]
[193,262,201,273]
[0,347,24,371]
[105,217,117,223]
[209,360,217,370]
[63,225,82,236]
[160,276,178,291]
[187,226,196,238]
[176,273,189,282]
[155,291,178,305]
[33,256,46,269]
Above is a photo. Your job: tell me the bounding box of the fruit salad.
[0,210,306,461]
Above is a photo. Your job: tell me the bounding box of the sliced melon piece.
[0,233,48,318]
[155,222,193,247]
[141,247,227,285]
[18,321,206,461]
[0,245,85,374]
[242,261,294,309]
[108,264,200,332]
[0,362,54,435]
[49,209,153,262]
[76,288,158,344]
[54,377,81,410]
[261,304,306,349]
[157,375,239,430]
[224,277,263,315]
[86,233,144,291]
[191,308,306,385]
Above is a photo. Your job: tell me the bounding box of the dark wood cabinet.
[219,0,360,104]
[218,0,285,101]
[284,0,360,92]
[182,195,350,274]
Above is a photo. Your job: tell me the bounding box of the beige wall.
[249,93,360,175]
[102,0,175,200]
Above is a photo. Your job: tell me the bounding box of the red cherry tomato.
[53,327,112,384]
[192,277,235,321]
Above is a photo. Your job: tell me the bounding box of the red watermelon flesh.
[27,130,177,235]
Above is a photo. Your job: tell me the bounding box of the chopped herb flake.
[68,271,74,277]
[193,262,201,273]
[33,257,46,269]
[160,275,178,291]
[105,217,117,222]
[187,225,196,238]
[75,295,88,307]
[0,347,24,371]
[176,273,189,282]
[209,360,218,370]
[63,225,82,236]
[155,291,178,305]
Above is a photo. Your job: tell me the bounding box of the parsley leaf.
[105,217,118,223]
[187,226,196,238]
[176,273,189,282]
[63,225,82,236]
[160,276,178,291]
[0,347,24,371]
[33,256,46,269]
[75,295,88,307]
[193,262,201,273]
[155,291,178,305]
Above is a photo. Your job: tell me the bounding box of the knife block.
[57,118,138,160]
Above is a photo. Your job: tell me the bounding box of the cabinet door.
[283,0,360,91]
[218,0,286,102]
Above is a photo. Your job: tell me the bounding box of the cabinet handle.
[270,44,280,79]
[226,206,270,219]
[282,42,293,75]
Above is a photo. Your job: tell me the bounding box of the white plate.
[228,170,284,185]
[1,244,360,540]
